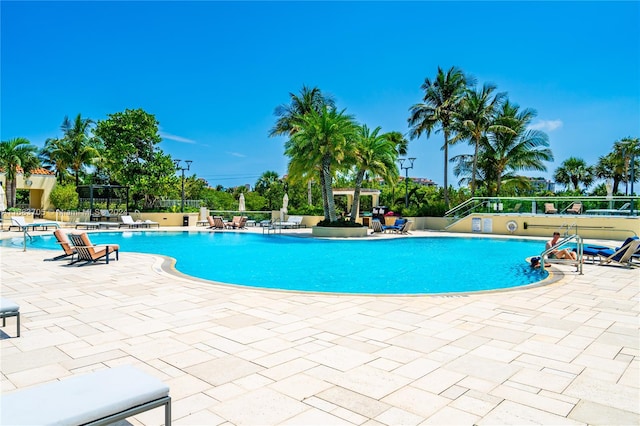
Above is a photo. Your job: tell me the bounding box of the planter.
[312,226,368,238]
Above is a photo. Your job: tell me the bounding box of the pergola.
[332,188,381,219]
[77,185,130,213]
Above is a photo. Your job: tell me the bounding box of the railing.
[540,232,583,274]
[445,196,637,219]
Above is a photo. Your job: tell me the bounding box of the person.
[530,256,541,269]
[545,232,577,260]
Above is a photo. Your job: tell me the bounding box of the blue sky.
[2,1,639,189]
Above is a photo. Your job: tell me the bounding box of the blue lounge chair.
[383,218,407,233]
[597,237,640,268]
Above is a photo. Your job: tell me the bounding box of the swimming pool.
[2,231,548,294]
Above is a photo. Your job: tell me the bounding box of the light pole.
[174,159,192,212]
[398,157,416,208]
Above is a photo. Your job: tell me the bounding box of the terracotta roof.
[1,166,55,175]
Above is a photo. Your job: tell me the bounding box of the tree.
[553,157,594,192]
[454,83,505,196]
[408,66,471,207]
[270,85,335,137]
[254,171,283,210]
[613,137,640,195]
[0,138,40,208]
[59,114,101,188]
[40,137,71,184]
[285,106,356,222]
[482,101,553,195]
[594,152,625,194]
[347,125,400,220]
[94,108,172,209]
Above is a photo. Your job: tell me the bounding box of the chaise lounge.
[68,233,119,266]
[0,365,171,425]
[0,297,20,338]
[45,229,77,261]
[597,237,640,268]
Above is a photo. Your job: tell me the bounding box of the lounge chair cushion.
[0,298,19,315]
[0,365,169,426]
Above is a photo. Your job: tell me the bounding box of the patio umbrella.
[0,184,6,212]
[282,193,289,213]
[238,193,246,212]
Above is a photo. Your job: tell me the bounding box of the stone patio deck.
[1,229,638,425]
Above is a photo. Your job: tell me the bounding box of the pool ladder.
[540,232,583,274]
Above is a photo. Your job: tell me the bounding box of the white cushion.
[1,365,169,425]
[0,297,19,313]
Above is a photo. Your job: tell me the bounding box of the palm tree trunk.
[349,170,366,220]
[443,131,450,208]
[319,171,329,220]
[322,156,337,222]
[471,137,479,197]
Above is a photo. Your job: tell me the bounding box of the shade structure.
[238,193,246,212]
[0,184,6,212]
[282,193,289,213]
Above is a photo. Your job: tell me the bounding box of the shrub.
[49,184,79,210]
[316,218,364,228]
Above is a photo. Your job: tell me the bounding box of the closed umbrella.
[282,193,289,213]
[0,184,6,212]
[238,193,246,212]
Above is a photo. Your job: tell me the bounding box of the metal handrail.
[540,233,583,274]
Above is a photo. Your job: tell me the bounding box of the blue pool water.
[2,231,548,294]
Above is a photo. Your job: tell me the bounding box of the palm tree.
[347,125,400,220]
[594,152,625,194]
[285,106,356,222]
[270,85,335,137]
[613,137,640,195]
[59,114,101,188]
[408,66,471,208]
[553,157,594,192]
[482,101,553,195]
[40,137,71,184]
[0,138,41,208]
[454,83,505,196]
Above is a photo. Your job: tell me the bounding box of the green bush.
[49,184,79,210]
[316,218,364,227]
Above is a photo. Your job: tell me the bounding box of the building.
[0,167,57,211]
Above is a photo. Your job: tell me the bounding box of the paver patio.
[1,229,638,425]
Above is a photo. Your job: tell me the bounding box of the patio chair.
[371,219,384,234]
[544,203,558,214]
[383,218,407,233]
[207,216,225,230]
[226,216,244,229]
[0,297,20,338]
[119,215,143,228]
[68,233,119,266]
[597,237,640,268]
[566,202,582,214]
[9,216,59,232]
[45,229,77,261]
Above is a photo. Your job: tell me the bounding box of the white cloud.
[530,120,563,132]
[159,132,197,144]
[227,151,247,158]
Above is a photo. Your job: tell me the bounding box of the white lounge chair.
[119,215,159,229]
[0,365,171,425]
[0,297,20,338]
[9,216,59,232]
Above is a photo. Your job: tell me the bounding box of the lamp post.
[398,157,416,208]
[174,159,192,212]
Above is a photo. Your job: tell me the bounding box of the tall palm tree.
[60,114,101,188]
[285,106,356,222]
[613,137,640,195]
[347,125,400,220]
[483,101,553,195]
[408,66,471,208]
[0,137,41,208]
[553,157,594,192]
[454,83,505,196]
[270,85,335,137]
[594,152,625,194]
[40,137,71,184]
